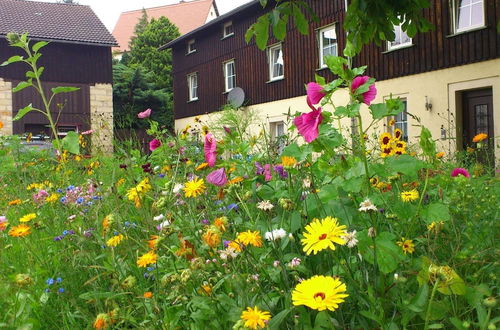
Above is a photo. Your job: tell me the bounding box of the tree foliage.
[129,8,149,49]
[246,0,434,55]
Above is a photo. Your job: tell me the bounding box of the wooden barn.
[0,0,117,152]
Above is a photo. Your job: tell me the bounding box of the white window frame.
[392,99,409,142]
[223,21,234,38]
[318,24,338,68]
[187,39,196,54]
[387,22,412,51]
[187,72,198,101]
[270,121,286,153]
[451,0,485,34]
[267,43,284,81]
[223,60,236,92]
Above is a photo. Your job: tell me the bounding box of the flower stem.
[424,279,439,330]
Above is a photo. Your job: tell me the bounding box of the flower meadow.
[0,58,499,329]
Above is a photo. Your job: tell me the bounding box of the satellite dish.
[227,87,245,108]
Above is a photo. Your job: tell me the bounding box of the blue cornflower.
[46,278,54,285]
[62,230,69,236]
[66,185,75,191]
[58,288,65,293]
[54,235,64,241]
[124,221,130,227]
[57,189,63,193]
[76,197,84,204]
[60,197,67,203]
[158,174,165,178]
[44,288,50,293]
[56,277,62,283]
[227,203,239,211]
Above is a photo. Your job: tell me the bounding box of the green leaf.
[13,104,34,121]
[32,41,49,53]
[385,154,427,178]
[281,142,312,162]
[407,283,429,313]
[0,55,23,66]
[419,126,436,157]
[357,231,404,274]
[421,203,450,224]
[51,86,80,95]
[292,4,308,35]
[268,308,291,329]
[325,56,348,76]
[273,17,287,41]
[12,81,32,93]
[61,131,80,155]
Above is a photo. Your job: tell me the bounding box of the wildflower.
[196,162,209,171]
[206,168,228,186]
[397,238,415,254]
[8,199,22,205]
[153,214,165,222]
[137,251,158,268]
[137,108,152,119]
[472,133,487,143]
[292,275,349,311]
[264,228,287,241]
[394,128,403,140]
[147,235,160,249]
[8,224,31,237]
[400,189,419,202]
[172,183,183,194]
[273,260,280,267]
[228,176,244,184]
[157,220,171,231]
[126,178,152,207]
[281,155,297,167]
[257,200,274,211]
[342,230,358,248]
[263,164,272,181]
[294,108,323,143]
[240,306,271,329]
[15,273,33,286]
[451,168,470,178]
[379,132,392,147]
[204,133,217,167]
[183,178,206,198]
[214,217,228,232]
[149,139,161,151]
[394,140,406,150]
[143,292,153,299]
[93,313,109,329]
[0,216,8,231]
[351,75,377,105]
[306,82,326,107]
[202,229,221,248]
[303,178,312,188]
[236,230,263,247]
[427,221,444,233]
[388,119,395,126]
[279,198,294,210]
[218,246,239,260]
[381,146,394,158]
[301,216,347,255]
[273,164,288,178]
[436,152,445,159]
[199,284,212,295]
[358,199,377,212]
[106,234,125,247]
[288,257,301,268]
[228,240,243,252]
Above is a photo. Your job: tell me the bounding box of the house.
[112,0,219,57]
[0,0,117,152]
[162,0,500,161]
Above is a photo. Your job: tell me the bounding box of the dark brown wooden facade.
[169,0,500,120]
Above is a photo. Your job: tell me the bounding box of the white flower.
[264,228,287,241]
[153,165,161,172]
[172,183,184,194]
[257,200,274,211]
[218,246,238,260]
[302,178,311,188]
[358,198,378,212]
[273,260,280,268]
[288,257,301,268]
[342,230,358,248]
[157,220,171,230]
[153,214,165,221]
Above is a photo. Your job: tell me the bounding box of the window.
[270,121,286,153]
[187,73,198,101]
[393,100,408,142]
[387,22,412,50]
[318,25,337,68]
[223,60,236,92]
[451,0,484,33]
[187,39,196,54]
[223,21,234,38]
[268,44,284,81]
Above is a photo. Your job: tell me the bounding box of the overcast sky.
[35,0,253,31]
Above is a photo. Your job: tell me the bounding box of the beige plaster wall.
[89,83,114,154]
[0,78,13,136]
[175,59,500,161]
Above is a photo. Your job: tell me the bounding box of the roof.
[160,0,259,50]
[112,0,218,53]
[0,0,117,47]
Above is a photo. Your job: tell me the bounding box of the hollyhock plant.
[306,82,326,108]
[293,108,323,143]
[351,76,377,105]
[137,108,152,119]
[264,164,272,181]
[206,168,228,186]
[149,139,161,152]
[204,133,217,167]
[451,168,470,178]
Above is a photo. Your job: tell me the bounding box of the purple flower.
[223,240,230,248]
[227,203,238,211]
[255,162,264,175]
[138,108,152,119]
[54,235,64,241]
[451,168,470,178]
[273,165,288,178]
[206,168,228,186]
[201,219,210,225]
[264,164,272,181]
[293,108,323,143]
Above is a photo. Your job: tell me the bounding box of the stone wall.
[89,83,114,154]
[0,78,12,136]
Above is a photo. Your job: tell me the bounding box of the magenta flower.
[204,133,217,167]
[206,168,228,186]
[451,168,470,178]
[351,76,377,105]
[264,164,272,182]
[293,108,323,143]
[306,82,326,109]
[138,108,152,119]
[149,139,161,151]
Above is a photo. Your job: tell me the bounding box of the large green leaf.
[357,231,404,274]
[32,41,49,53]
[421,203,450,224]
[268,308,292,329]
[385,154,427,178]
[13,104,34,121]
[61,131,80,155]
[0,55,23,66]
[12,81,32,93]
[51,86,80,95]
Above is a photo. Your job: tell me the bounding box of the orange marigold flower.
[137,251,158,268]
[214,217,228,232]
[143,292,153,299]
[436,152,445,159]
[8,224,31,237]
[196,162,209,171]
[281,156,297,167]
[236,230,263,248]
[472,133,487,143]
[228,176,244,185]
[93,313,109,329]
[202,229,221,248]
[8,199,22,206]
[147,235,160,250]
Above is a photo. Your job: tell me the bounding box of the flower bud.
[483,296,497,308]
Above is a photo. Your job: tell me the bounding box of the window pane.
[470,2,484,26]
[458,5,471,29]
[475,104,488,134]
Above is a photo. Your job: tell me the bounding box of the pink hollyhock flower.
[81,129,93,135]
[264,164,272,181]
[351,76,377,105]
[206,168,228,186]
[149,139,161,151]
[293,108,323,143]
[204,133,217,167]
[138,108,152,119]
[306,82,326,108]
[451,168,470,178]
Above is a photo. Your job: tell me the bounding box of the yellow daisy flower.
[240,306,271,329]
[202,228,221,248]
[106,234,125,247]
[292,275,349,311]
[19,213,37,223]
[236,230,263,247]
[281,155,297,167]
[183,178,206,198]
[400,189,419,202]
[397,237,415,254]
[301,216,347,255]
[379,132,393,147]
[8,224,31,237]
[137,251,158,268]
